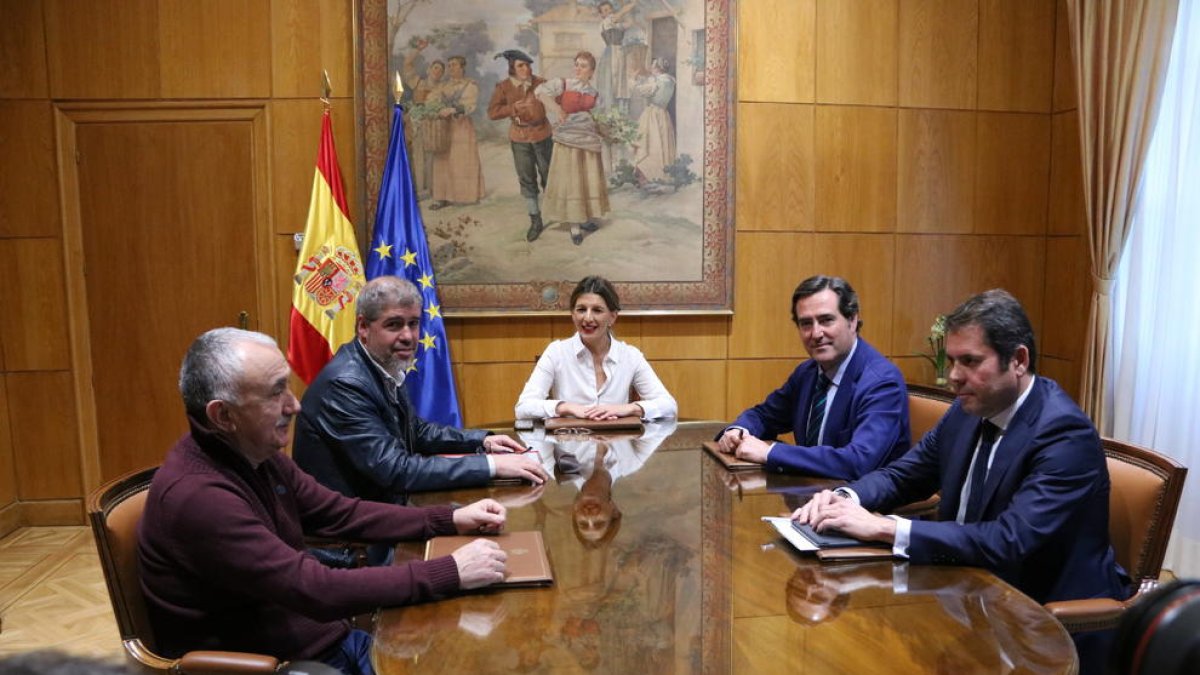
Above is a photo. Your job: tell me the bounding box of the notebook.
[544,416,644,433]
[702,441,762,472]
[424,531,554,587]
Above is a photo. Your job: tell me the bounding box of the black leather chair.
[1109,579,1200,675]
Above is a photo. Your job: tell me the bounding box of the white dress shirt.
[514,333,678,420]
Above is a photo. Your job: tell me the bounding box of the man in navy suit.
[716,275,911,479]
[794,290,1124,671]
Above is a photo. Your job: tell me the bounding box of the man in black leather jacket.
[294,276,546,504]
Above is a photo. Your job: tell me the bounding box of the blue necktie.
[805,374,831,446]
[965,421,999,522]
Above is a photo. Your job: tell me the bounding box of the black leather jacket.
[293,340,490,502]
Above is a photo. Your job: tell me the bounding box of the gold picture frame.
[359,0,734,314]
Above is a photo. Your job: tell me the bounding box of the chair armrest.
[1045,598,1125,629]
[123,639,177,671]
[178,651,280,673]
[1045,578,1161,633]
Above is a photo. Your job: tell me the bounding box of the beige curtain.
[1066,0,1179,429]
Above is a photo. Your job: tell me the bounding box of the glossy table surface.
[374,421,1077,674]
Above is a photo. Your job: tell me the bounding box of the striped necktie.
[805,374,831,446]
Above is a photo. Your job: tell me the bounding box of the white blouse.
[514,333,678,420]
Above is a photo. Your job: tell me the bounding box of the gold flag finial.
[394,71,405,99]
[321,69,333,109]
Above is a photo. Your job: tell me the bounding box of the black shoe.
[571,231,583,245]
[526,213,544,242]
[580,221,599,233]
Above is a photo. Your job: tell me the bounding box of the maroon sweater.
[137,426,461,660]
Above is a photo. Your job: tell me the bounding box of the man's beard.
[382,353,414,381]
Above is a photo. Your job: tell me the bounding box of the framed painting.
[360,0,734,314]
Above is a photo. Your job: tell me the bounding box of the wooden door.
[74,114,266,481]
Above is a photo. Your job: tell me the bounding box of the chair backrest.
[1103,438,1187,583]
[906,383,953,443]
[87,467,159,651]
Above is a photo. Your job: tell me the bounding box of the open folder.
[424,531,554,587]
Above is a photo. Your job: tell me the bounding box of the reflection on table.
[375,421,1077,674]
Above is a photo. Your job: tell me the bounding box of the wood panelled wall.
[0,0,361,527]
[0,0,1091,526]
[449,0,1089,427]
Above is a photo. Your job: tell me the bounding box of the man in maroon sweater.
[139,328,509,674]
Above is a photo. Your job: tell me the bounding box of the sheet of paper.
[762,516,817,552]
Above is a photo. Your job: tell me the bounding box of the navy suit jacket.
[293,340,491,503]
[727,338,911,480]
[848,376,1125,604]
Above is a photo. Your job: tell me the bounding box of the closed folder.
[543,416,644,433]
[702,441,762,472]
[792,522,889,551]
[424,531,554,587]
[815,547,895,562]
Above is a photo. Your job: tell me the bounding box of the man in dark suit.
[716,275,911,479]
[794,289,1124,671]
[293,276,546,507]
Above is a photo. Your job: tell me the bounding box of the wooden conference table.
[374,421,1077,674]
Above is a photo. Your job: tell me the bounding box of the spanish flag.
[287,109,365,383]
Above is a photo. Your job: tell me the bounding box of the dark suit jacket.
[293,340,490,503]
[848,376,1126,604]
[726,338,911,480]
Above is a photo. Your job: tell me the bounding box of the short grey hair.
[180,328,278,421]
[356,276,422,322]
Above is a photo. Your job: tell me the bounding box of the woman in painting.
[630,57,677,184]
[401,41,444,198]
[427,55,484,209]
[596,1,636,111]
[514,276,677,421]
[535,52,610,245]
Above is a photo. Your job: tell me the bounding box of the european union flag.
[367,103,463,427]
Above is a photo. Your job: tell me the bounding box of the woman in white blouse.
[515,276,678,421]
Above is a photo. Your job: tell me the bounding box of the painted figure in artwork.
[427,55,485,209]
[630,57,677,184]
[596,1,637,113]
[487,49,555,242]
[401,39,444,198]
[536,51,610,246]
